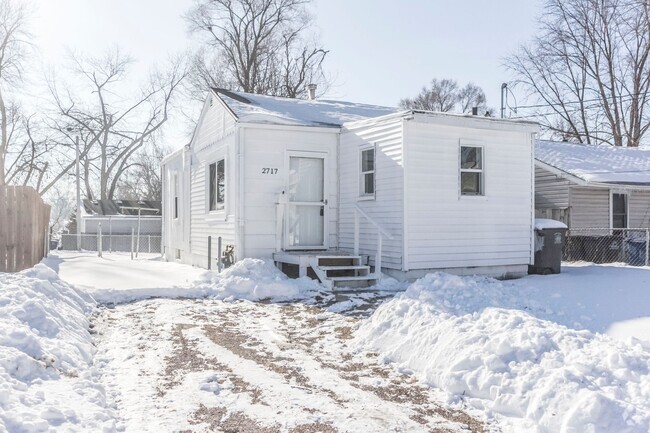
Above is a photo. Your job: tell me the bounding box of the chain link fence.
[563,228,650,266]
[59,234,162,254]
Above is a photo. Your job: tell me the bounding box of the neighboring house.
[535,140,650,230]
[63,199,162,251]
[162,88,538,285]
[78,199,162,234]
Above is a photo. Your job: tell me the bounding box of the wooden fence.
[0,186,51,273]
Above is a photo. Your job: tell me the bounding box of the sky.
[22,0,545,207]
[28,0,543,138]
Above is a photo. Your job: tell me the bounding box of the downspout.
[402,117,409,272]
[530,132,536,265]
[236,126,245,261]
[161,163,166,260]
[184,147,192,255]
[336,129,341,251]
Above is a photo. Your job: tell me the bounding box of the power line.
[514,91,650,110]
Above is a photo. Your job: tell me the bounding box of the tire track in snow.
[94,297,487,432]
[187,300,483,432]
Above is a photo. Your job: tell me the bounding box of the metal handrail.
[354,204,395,279]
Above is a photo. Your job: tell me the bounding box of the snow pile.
[0,265,114,432]
[52,254,326,305]
[192,258,324,302]
[356,272,650,433]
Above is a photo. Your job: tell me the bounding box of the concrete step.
[318,265,369,271]
[329,275,377,282]
[330,275,377,289]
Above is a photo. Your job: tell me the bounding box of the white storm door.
[286,153,328,250]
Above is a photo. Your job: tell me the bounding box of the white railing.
[354,204,394,278]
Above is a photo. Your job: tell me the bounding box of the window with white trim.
[612,193,627,228]
[208,159,225,211]
[460,146,484,196]
[360,147,375,197]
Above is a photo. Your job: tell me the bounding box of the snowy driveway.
[32,252,650,432]
[43,252,484,432]
[93,295,484,433]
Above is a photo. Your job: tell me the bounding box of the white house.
[162,88,538,286]
[62,199,162,252]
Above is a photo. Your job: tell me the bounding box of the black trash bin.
[529,219,568,275]
[626,239,647,266]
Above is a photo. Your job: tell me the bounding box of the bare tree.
[115,139,169,201]
[458,83,487,113]
[185,0,329,99]
[45,185,73,235]
[0,0,29,188]
[507,0,650,147]
[50,49,186,200]
[399,79,488,113]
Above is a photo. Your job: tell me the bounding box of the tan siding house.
[535,140,650,230]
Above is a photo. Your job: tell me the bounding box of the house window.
[209,159,225,211]
[460,146,484,196]
[173,175,179,219]
[612,193,627,229]
[360,147,375,197]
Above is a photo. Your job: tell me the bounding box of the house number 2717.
[262,168,278,174]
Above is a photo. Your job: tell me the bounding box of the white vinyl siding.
[405,115,535,270]
[193,95,236,152]
[534,165,571,209]
[241,126,339,259]
[340,117,404,270]
[188,98,237,266]
[162,150,191,261]
[569,187,610,229]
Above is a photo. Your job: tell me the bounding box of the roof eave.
[535,159,650,190]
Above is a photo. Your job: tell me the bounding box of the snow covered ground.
[2,252,650,432]
[357,264,650,433]
[0,264,114,432]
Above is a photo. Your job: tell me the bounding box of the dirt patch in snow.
[96,294,487,432]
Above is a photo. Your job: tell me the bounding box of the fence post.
[645,229,650,266]
[131,228,134,260]
[148,235,151,253]
[217,236,222,273]
[208,236,212,270]
[97,223,103,258]
[646,229,649,267]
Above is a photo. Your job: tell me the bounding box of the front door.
[285,152,328,250]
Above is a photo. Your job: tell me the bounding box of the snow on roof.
[536,140,650,185]
[213,88,401,127]
[534,218,568,230]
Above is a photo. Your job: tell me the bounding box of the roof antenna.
[308,84,317,100]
